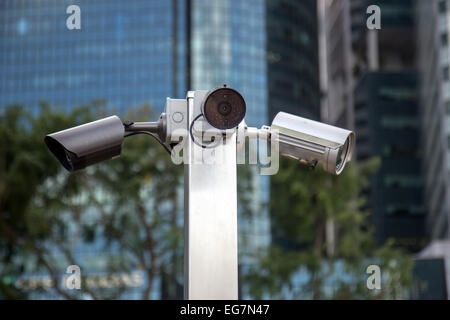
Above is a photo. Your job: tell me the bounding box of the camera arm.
[122,116,171,155]
[244,125,271,140]
[123,120,160,133]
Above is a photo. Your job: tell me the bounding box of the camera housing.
[270,112,354,175]
[201,87,246,130]
[44,115,125,172]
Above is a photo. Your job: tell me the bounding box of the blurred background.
[0,0,449,299]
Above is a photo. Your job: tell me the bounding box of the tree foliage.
[0,102,413,300]
[0,102,183,299]
[244,157,413,299]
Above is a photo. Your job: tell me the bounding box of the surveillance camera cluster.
[45,87,354,175]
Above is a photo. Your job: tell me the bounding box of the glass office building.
[417,0,450,241]
[265,0,321,252]
[355,72,426,251]
[0,0,187,113]
[348,0,426,252]
[191,0,267,127]
[0,0,269,299]
[266,0,320,122]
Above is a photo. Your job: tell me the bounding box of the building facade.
[265,0,321,253]
[266,0,320,122]
[417,0,450,241]
[354,72,425,250]
[319,0,354,129]
[416,0,450,297]
[0,0,187,114]
[320,0,426,252]
[353,0,425,252]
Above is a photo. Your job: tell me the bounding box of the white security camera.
[261,112,355,175]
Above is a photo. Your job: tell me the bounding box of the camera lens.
[202,87,246,130]
[218,102,232,116]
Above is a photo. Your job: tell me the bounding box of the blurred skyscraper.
[0,0,270,299]
[416,0,450,297]
[354,0,425,252]
[320,0,426,252]
[266,0,320,122]
[318,0,354,129]
[0,0,187,113]
[417,0,450,242]
[265,0,321,251]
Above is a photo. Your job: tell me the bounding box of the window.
[384,175,422,189]
[446,101,450,113]
[378,86,417,102]
[442,33,449,47]
[380,116,418,129]
[440,0,447,13]
[444,66,450,81]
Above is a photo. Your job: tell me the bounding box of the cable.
[124,131,172,155]
[189,114,223,149]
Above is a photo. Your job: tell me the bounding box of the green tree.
[1,102,412,300]
[0,102,183,299]
[244,157,413,299]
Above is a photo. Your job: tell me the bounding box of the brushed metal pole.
[184,90,238,300]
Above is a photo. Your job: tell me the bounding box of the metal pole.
[183,90,238,300]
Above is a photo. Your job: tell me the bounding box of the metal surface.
[124,121,159,133]
[271,111,354,175]
[165,98,188,144]
[184,90,238,300]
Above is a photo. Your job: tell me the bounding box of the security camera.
[266,112,354,175]
[44,115,125,172]
[201,86,246,130]
[242,111,354,174]
[44,89,354,176]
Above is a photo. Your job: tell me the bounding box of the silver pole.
[183,90,239,300]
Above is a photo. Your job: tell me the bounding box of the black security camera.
[44,116,125,172]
